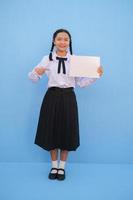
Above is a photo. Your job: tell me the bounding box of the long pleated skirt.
[34,86,80,151]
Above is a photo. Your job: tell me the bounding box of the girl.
[28,29,103,181]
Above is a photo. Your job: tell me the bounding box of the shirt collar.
[52,50,71,62]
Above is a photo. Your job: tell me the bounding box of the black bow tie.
[56,57,67,74]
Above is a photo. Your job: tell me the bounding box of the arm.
[28,66,44,82]
[28,55,49,83]
[75,77,98,88]
[75,66,104,88]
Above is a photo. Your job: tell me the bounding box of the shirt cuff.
[75,77,98,87]
[28,70,41,82]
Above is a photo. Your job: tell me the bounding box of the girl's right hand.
[34,67,46,75]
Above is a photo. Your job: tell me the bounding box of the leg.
[49,148,59,178]
[60,150,68,161]
[57,150,68,178]
[50,148,58,161]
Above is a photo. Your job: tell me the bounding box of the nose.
[60,41,65,44]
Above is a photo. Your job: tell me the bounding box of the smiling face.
[53,32,70,52]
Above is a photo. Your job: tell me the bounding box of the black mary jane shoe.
[57,168,65,181]
[48,168,58,180]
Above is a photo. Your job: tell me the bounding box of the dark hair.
[49,29,73,61]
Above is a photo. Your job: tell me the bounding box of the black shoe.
[48,168,58,180]
[57,168,65,181]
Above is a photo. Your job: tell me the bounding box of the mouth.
[59,46,67,48]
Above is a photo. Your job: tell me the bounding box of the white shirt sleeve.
[37,55,49,68]
[28,55,49,82]
[28,70,41,82]
[75,77,98,87]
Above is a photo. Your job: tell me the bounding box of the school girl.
[28,29,103,181]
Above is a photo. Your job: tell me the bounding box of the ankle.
[59,160,66,169]
[52,160,58,168]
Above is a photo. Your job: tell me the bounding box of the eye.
[57,38,61,41]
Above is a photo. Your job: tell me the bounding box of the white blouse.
[28,51,98,88]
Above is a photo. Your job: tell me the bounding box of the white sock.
[58,160,66,175]
[51,160,58,174]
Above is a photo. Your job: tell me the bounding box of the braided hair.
[49,29,73,61]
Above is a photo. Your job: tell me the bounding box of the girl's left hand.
[97,66,104,77]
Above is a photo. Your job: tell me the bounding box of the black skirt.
[34,87,80,151]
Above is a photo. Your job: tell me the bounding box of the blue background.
[0,0,133,164]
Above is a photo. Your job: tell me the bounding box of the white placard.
[69,55,100,78]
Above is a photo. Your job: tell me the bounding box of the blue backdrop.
[0,0,133,163]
